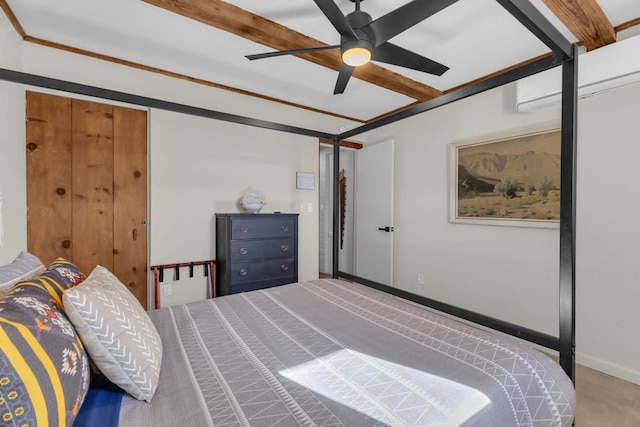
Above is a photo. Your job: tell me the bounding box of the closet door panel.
[113,106,148,308]
[71,100,115,275]
[26,92,73,264]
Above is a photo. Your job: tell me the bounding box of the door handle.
[377,226,394,232]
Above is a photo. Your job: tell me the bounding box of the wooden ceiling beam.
[615,17,640,34]
[0,0,26,37]
[542,0,616,50]
[142,0,442,101]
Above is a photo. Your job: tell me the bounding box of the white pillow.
[0,251,46,296]
[63,265,162,402]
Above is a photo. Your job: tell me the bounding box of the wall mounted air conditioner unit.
[516,34,640,112]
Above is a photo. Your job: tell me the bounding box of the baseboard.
[577,352,640,386]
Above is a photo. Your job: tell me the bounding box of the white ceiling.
[5,0,640,122]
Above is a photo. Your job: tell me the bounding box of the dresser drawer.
[230,238,294,261]
[230,217,295,240]
[229,258,295,285]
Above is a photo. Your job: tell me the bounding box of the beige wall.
[361,82,640,384]
[574,85,640,383]
[0,12,27,260]
[149,109,320,306]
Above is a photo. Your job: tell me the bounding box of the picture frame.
[296,171,315,190]
[450,128,561,228]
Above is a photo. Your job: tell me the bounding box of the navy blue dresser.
[215,213,298,296]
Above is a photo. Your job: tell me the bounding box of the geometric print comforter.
[118,279,576,427]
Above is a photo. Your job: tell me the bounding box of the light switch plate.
[163,282,173,296]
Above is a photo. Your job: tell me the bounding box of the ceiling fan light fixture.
[341,39,373,67]
[342,47,371,66]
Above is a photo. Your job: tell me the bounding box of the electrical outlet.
[163,282,173,296]
[417,273,425,285]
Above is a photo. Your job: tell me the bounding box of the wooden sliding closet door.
[26,93,73,261]
[71,99,115,273]
[112,107,148,307]
[26,91,148,308]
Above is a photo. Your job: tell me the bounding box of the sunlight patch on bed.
[279,349,490,426]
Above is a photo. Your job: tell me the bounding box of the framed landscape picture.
[450,129,561,228]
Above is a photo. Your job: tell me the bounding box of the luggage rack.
[150,260,215,309]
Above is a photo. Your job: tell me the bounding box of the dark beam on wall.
[559,45,578,382]
[0,68,334,140]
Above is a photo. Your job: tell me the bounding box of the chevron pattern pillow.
[63,266,162,402]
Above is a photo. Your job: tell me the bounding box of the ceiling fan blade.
[333,63,356,94]
[246,45,340,60]
[371,42,448,75]
[313,0,358,40]
[364,0,459,46]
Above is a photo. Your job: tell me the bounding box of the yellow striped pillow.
[0,264,90,426]
[11,259,86,308]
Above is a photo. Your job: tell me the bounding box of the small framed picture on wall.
[296,172,315,190]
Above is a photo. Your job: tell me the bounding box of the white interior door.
[355,139,394,286]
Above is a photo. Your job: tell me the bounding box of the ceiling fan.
[246,0,458,94]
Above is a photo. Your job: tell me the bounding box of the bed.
[0,254,575,426]
[74,278,575,427]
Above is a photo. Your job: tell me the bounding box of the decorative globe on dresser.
[239,190,267,213]
[241,202,263,213]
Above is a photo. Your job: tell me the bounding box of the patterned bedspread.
[118,279,575,426]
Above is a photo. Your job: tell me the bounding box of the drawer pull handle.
[239,268,249,276]
[281,225,288,232]
[280,244,288,252]
[240,226,248,233]
[280,264,289,271]
[239,247,248,255]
